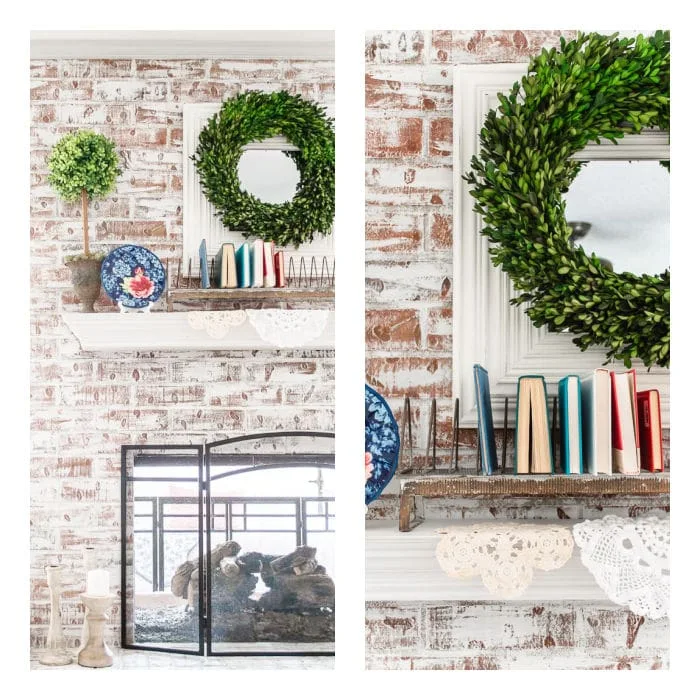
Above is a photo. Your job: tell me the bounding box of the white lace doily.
[187,311,246,339]
[246,310,329,348]
[573,515,669,619]
[435,523,574,598]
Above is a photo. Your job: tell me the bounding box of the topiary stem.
[81,189,89,255]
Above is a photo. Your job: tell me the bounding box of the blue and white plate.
[101,245,166,308]
[365,384,400,506]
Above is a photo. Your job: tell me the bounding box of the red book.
[637,389,664,472]
[274,251,286,288]
[610,369,640,474]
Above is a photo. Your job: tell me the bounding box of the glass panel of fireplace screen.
[121,432,334,656]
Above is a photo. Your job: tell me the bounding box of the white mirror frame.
[452,64,670,427]
[183,103,334,266]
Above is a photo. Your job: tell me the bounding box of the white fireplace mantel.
[62,311,335,352]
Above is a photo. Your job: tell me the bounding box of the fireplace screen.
[121,432,334,656]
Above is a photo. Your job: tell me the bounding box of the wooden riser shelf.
[166,287,334,310]
[398,473,669,532]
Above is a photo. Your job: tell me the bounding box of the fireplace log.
[236,552,264,575]
[270,546,317,575]
[171,561,196,598]
[219,557,241,580]
[258,573,335,610]
[210,541,241,570]
[293,560,318,575]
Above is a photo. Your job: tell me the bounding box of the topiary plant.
[48,130,121,261]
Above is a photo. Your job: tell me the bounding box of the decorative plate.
[365,384,400,506]
[101,245,166,308]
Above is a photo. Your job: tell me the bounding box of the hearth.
[121,432,334,656]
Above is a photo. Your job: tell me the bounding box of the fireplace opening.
[121,432,334,656]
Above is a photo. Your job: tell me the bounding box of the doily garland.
[573,515,669,619]
[245,309,330,348]
[435,523,574,598]
[186,311,246,339]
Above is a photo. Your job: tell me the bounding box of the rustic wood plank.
[398,474,670,531]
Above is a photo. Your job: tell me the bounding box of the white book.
[580,368,612,475]
[250,239,264,288]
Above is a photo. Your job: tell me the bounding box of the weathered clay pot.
[65,258,103,313]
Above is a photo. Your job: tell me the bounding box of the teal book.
[199,239,210,289]
[235,242,251,288]
[558,375,583,474]
[473,364,498,475]
[514,375,554,475]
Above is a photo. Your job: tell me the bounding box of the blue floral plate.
[101,245,166,308]
[365,384,400,506]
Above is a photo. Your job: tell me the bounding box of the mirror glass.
[563,160,669,276]
[237,149,300,204]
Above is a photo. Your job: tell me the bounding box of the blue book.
[514,375,553,474]
[235,242,251,288]
[199,239,210,289]
[473,364,498,475]
[558,375,584,474]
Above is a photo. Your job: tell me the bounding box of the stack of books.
[198,239,286,289]
[473,365,665,475]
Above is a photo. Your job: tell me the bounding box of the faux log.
[236,552,265,575]
[220,557,241,580]
[259,573,335,610]
[171,561,196,599]
[210,541,241,570]
[270,545,317,574]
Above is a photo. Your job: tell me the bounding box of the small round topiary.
[466,31,670,369]
[48,130,120,257]
[193,90,335,248]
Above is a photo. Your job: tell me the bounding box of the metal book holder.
[171,254,335,290]
[397,394,560,475]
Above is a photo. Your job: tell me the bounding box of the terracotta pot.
[65,258,103,313]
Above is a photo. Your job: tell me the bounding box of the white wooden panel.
[62,312,335,352]
[366,519,614,603]
[183,103,334,271]
[452,64,669,427]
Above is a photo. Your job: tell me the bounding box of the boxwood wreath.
[466,31,670,368]
[193,90,334,248]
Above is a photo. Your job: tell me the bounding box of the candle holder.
[40,565,72,666]
[78,594,115,668]
[79,548,97,653]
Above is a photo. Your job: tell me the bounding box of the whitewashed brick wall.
[364,30,670,670]
[30,57,335,650]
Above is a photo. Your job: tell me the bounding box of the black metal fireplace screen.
[121,431,335,657]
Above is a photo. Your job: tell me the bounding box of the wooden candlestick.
[79,548,97,653]
[40,565,72,666]
[78,594,114,668]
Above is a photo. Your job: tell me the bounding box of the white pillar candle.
[86,569,110,597]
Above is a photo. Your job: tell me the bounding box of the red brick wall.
[30,58,334,649]
[366,30,590,471]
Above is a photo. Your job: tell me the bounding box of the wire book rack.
[165,254,335,310]
[171,254,335,289]
[397,394,562,475]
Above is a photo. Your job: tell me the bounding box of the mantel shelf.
[62,311,335,352]
[367,519,613,603]
[398,473,669,531]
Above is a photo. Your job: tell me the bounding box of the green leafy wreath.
[193,90,335,248]
[466,31,670,368]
